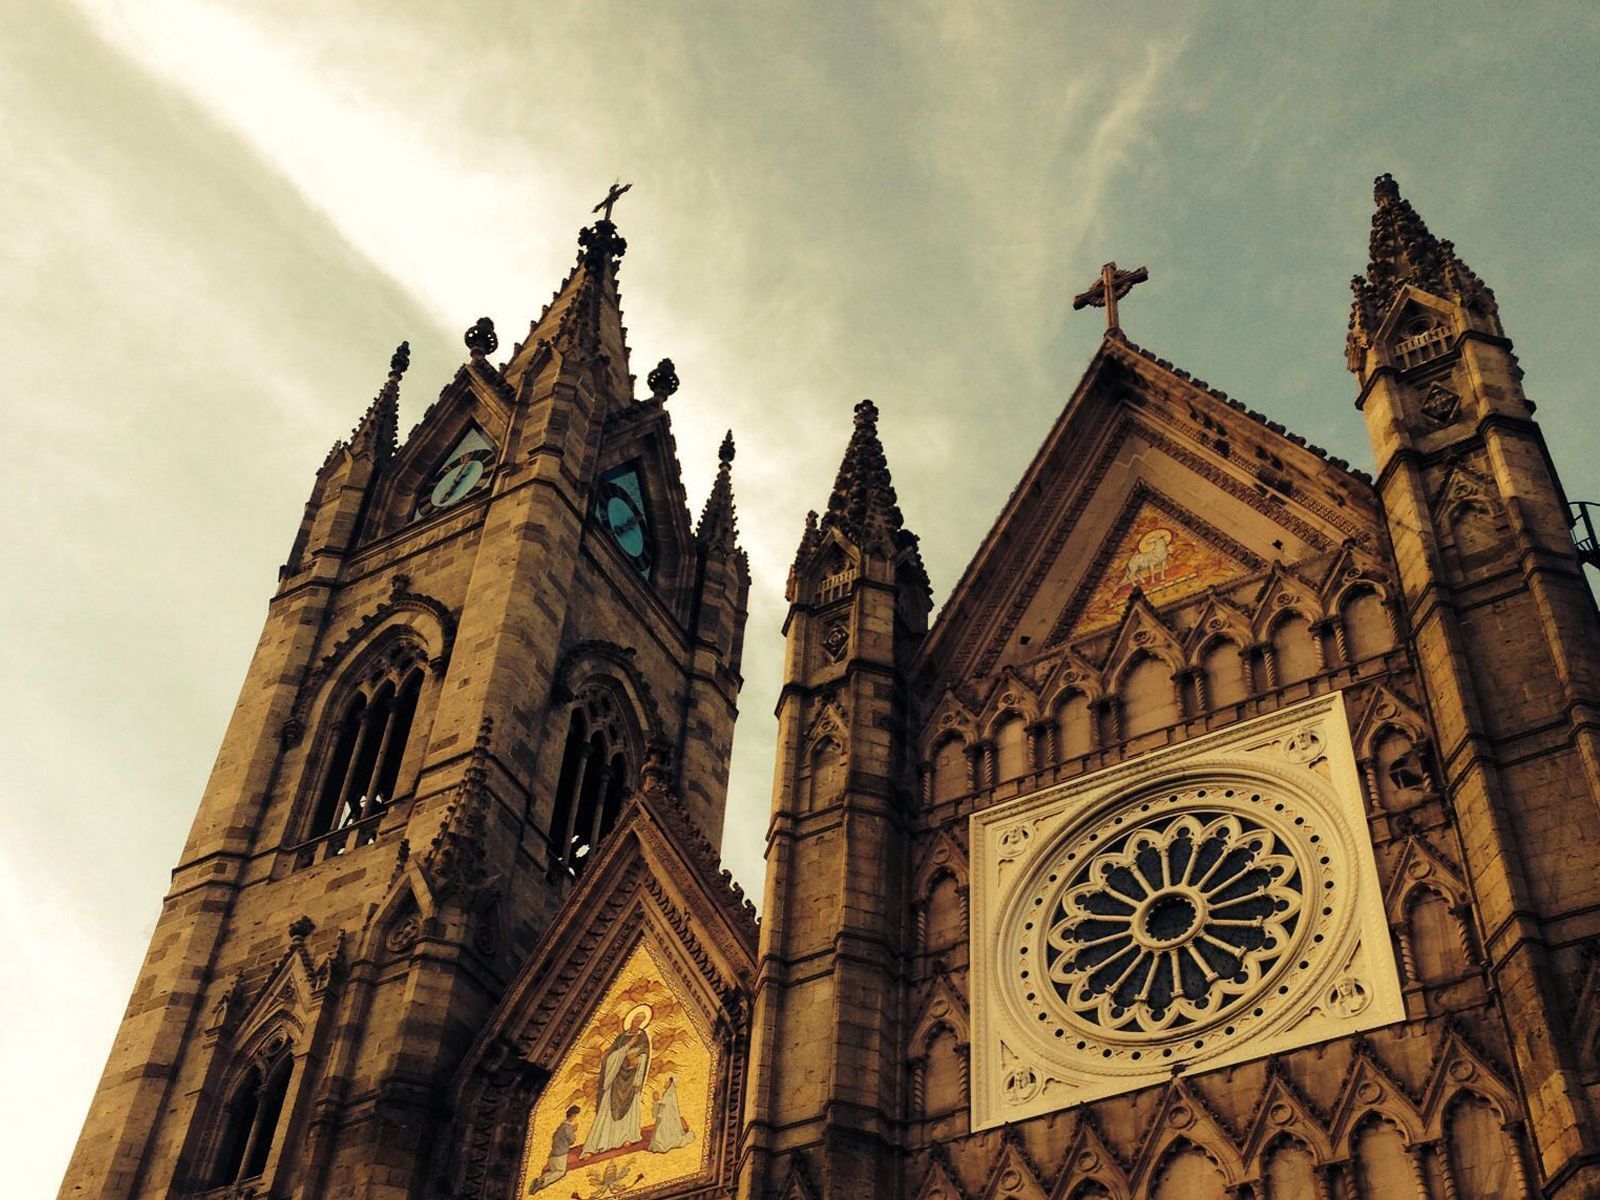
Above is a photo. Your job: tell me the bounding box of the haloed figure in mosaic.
[585,1005,653,1155]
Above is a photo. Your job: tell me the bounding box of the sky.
[3,1,1598,1191]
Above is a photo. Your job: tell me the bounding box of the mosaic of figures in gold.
[1072,501,1245,634]
[519,941,715,1198]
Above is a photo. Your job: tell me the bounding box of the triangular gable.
[914,1146,975,1200]
[1048,487,1261,644]
[1239,1065,1334,1164]
[1383,834,1469,922]
[447,787,757,1200]
[977,1132,1050,1200]
[916,336,1381,691]
[1328,1039,1426,1153]
[1419,1022,1520,1134]
[588,402,699,609]
[1127,1079,1245,1192]
[364,361,519,540]
[1048,1114,1130,1200]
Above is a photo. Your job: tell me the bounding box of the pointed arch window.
[206,1046,294,1188]
[307,665,424,846]
[548,689,637,876]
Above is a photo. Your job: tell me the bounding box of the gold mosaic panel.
[1072,501,1245,635]
[519,941,715,1197]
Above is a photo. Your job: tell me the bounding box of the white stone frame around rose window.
[970,691,1403,1128]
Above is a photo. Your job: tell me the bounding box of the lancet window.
[206,1046,293,1188]
[307,666,424,842]
[548,689,635,876]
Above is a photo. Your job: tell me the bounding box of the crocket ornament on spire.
[1073,261,1149,335]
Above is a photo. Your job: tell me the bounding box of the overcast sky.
[4,1,1598,1190]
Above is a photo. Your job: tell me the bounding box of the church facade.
[61,178,1600,1200]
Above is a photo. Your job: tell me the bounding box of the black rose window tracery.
[1043,810,1303,1035]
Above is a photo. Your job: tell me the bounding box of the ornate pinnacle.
[349,342,404,463]
[792,509,822,573]
[1347,173,1496,371]
[423,717,494,899]
[821,399,904,541]
[647,357,679,402]
[813,400,929,590]
[697,430,740,553]
[464,317,498,358]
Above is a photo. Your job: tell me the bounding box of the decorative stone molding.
[970,692,1403,1125]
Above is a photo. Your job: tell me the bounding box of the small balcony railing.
[1571,502,1600,570]
[1393,324,1453,369]
[291,802,389,870]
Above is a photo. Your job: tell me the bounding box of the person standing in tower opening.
[583,1005,652,1155]
[529,1105,581,1193]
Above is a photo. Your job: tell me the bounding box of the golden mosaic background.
[519,941,715,1197]
[1073,502,1245,635]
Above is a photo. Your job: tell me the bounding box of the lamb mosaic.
[970,692,1403,1125]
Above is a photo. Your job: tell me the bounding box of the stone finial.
[465,317,498,358]
[389,340,411,378]
[647,357,680,402]
[578,219,627,264]
[288,915,315,941]
[719,429,735,465]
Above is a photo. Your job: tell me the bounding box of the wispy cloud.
[12,3,1600,1193]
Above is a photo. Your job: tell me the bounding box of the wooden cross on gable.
[1072,261,1149,333]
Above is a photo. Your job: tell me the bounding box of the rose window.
[1007,778,1344,1061]
[1044,811,1302,1034]
[976,700,1407,1126]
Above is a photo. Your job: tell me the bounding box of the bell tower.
[1349,174,1600,1196]
[740,400,931,1199]
[60,209,749,1199]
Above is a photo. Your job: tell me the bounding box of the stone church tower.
[63,176,1600,1200]
[60,211,753,1199]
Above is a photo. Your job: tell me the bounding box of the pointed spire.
[791,509,821,575]
[820,399,905,542]
[815,399,928,589]
[348,340,407,463]
[1349,174,1496,348]
[503,213,634,402]
[696,430,741,554]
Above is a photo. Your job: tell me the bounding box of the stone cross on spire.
[1072,261,1149,333]
[593,180,632,222]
